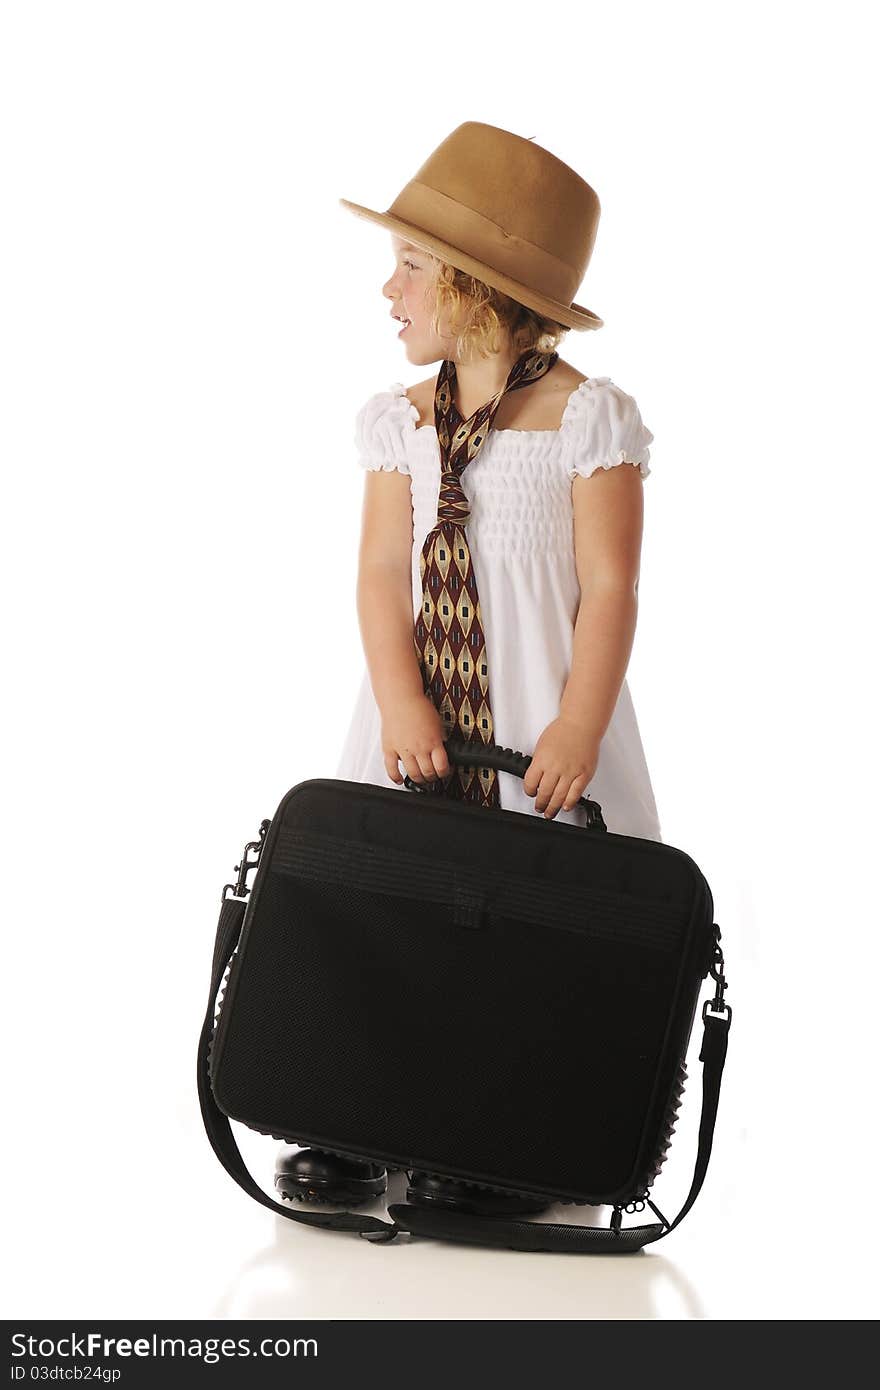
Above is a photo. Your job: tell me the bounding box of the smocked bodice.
[355,375,654,559]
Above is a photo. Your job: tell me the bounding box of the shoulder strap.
[198,893,731,1251]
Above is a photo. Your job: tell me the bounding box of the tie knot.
[437,472,470,527]
[437,501,471,527]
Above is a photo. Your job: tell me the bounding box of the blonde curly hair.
[426,255,570,361]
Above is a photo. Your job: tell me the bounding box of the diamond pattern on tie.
[413,347,559,806]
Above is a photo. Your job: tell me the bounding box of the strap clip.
[359,1225,403,1243]
[222,818,270,905]
[706,923,730,1018]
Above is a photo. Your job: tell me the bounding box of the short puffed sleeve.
[559,376,654,482]
[353,381,419,475]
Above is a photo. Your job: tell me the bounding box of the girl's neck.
[448,343,528,419]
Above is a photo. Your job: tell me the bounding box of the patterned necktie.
[413,346,560,806]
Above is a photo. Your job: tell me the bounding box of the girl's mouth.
[398,319,412,337]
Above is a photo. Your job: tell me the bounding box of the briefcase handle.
[403,734,608,831]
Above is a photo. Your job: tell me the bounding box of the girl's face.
[383,234,456,364]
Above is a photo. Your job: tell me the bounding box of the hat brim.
[339,198,603,331]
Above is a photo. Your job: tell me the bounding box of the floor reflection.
[209,1170,706,1320]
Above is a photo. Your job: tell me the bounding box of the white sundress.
[335,375,663,843]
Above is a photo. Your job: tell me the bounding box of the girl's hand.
[522,716,600,819]
[382,694,453,787]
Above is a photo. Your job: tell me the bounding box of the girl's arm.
[356,471,422,711]
[559,463,645,742]
[525,462,645,817]
[356,472,451,786]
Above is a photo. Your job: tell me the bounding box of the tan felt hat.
[340,121,604,331]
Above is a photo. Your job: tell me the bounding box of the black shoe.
[405,1170,552,1216]
[275,1147,387,1205]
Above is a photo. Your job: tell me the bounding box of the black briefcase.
[197,737,732,1254]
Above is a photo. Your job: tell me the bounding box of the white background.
[3,0,878,1321]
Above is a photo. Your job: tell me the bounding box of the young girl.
[275,121,662,1216]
